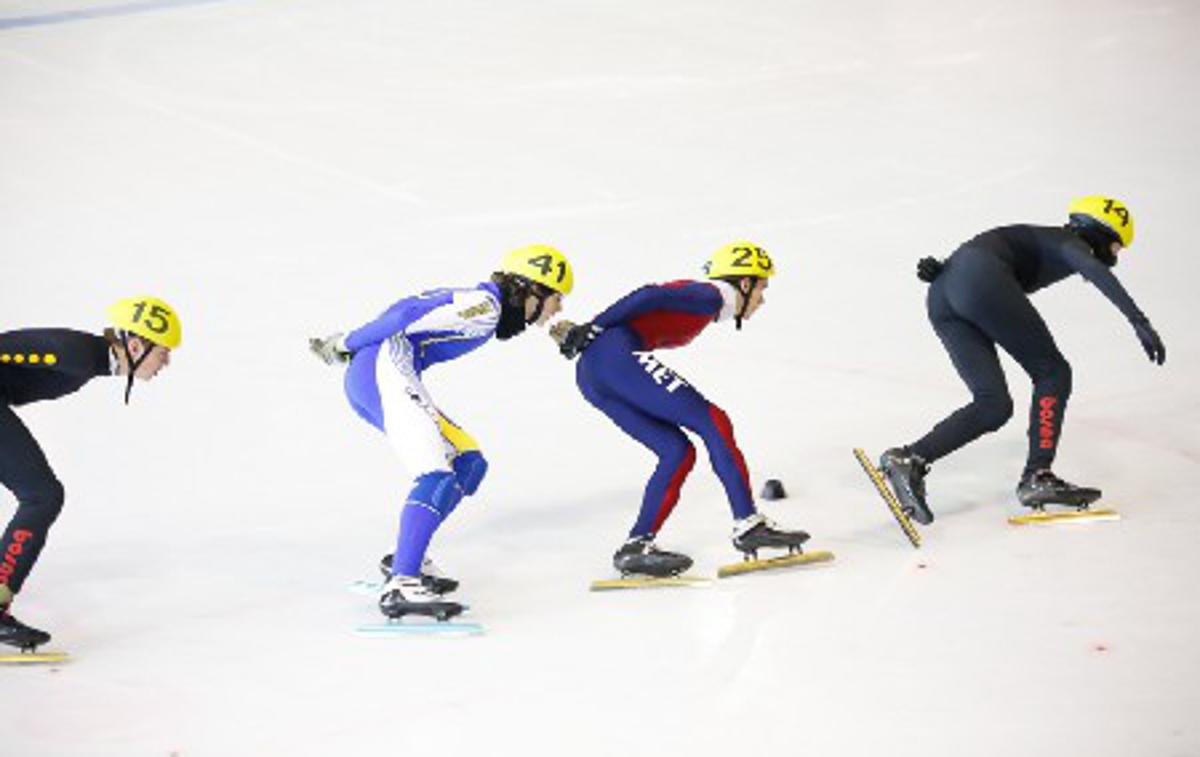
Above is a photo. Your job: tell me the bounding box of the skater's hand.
[916,257,944,283]
[1132,318,1166,365]
[309,333,351,365]
[556,321,602,360]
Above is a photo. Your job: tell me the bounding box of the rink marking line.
[0,0,241,30]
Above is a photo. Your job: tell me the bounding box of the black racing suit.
[1,329,112,595]
[908,225,1148,476]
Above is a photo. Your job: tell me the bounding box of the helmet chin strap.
[734,277,754,331]
[119,332,151,405]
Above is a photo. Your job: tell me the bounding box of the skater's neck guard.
[492,273,552,340]
[1067,216,1120,268]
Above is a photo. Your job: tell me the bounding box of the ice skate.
[378,575,464,622]
[879,447,934,525]
[719,514,831,578]
[612,536,693,578]
[0,608,51,652]
[1016,470,1102,510]
[731,513,810,559]
[379,554,459,595]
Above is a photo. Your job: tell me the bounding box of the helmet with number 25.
[704,241,777,280]
[106,296,183,349]
[498,244,574,295]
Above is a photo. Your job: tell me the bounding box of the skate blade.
[589,575,711,591]
[853,448,922,548]
[0,651,70,665]
[1008,508,1120,526]
[717,550,835,578]
[355,621,483,637]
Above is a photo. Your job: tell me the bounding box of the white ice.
[2,1,1199,755]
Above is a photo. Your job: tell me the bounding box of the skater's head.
[492,244,574,340]
[704,241,775,329]
[1066,196,1133,267]
[105,296,181,402]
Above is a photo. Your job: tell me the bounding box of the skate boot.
[879,447,934,525]
[1017,470,1102,510]
[0,608,51,651]
[732,513,810,559]
[378,575,464,621]
[612,536,693,578]
[378,554,459,595]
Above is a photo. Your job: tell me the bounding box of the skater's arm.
[400,288,500,339]
[1059,240,1147,323]
[344,293,448,352]
[592,282,723,329]
[0,329,111,378]
[1059,240,1166,364]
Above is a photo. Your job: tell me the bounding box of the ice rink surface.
[2,1,1199,754]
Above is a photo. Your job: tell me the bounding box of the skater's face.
[116,337,172,381]
[527,292,564,326]
[740,278,768,320]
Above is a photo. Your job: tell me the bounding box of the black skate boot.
[732,514,810,559]
[379,554,459,595]
[612,536,693,578]
[1017,470,1102,510]
[378,576,464,622]
[0,608,52,651]
[879,447,934,525]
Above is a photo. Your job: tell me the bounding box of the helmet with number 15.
[105,295,181,403]
[107,296,183,349]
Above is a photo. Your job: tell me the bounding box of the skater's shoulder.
[0,328,106,362]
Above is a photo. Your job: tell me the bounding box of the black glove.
[560,322,602,360]
[1132,319,1166,365]
[917,257,944,283]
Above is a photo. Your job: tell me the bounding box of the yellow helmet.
[1068,196,1134,247]
[704,241,776,280]
[106,296,182,349]
[497,244,574,295]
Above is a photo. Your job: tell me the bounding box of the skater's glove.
[557,322,602,360]
[309,333,351,365]
[1132,318,1166,365]
[916,257,944,283]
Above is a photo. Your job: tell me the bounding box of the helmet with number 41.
[498,244,574,295]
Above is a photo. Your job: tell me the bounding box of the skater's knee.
[697,404,739,448]
[656,434,696,470]
[452,450,487,496]
[976,393,1014,431]
[409,471,463,517]
[18,476,65,521]
[1031,355,1072,395]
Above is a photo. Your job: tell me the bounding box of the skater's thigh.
[376,349,453,475]
[929,306,1009,400]
[590,349,711,427]
[0,405,57,496]
[586,390,691,457]
[957,280,1062,372]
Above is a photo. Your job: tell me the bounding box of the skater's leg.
[0,406,65,597]
[583,339,755,521]
[908,279,1014,463]
[578,365,696,538]
[950,273,1071,477]
[375,347,460,578]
